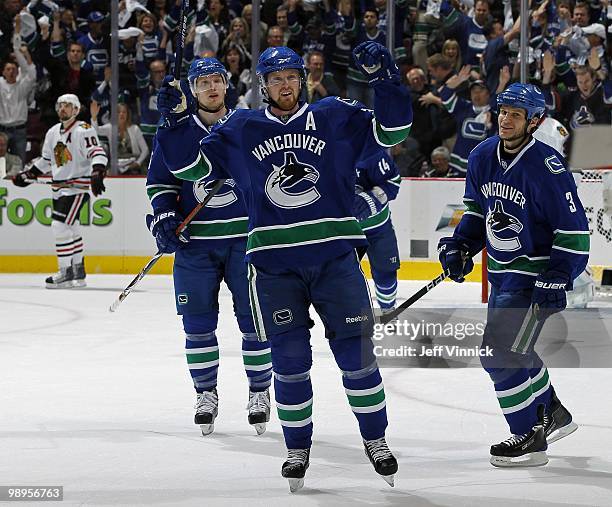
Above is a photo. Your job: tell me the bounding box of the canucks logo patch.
[486,200,523,252]
[265,151,320,208]
[194,179,238,208]
[53,141,73,167]
[544,155,566,174]
[177,294,189,305]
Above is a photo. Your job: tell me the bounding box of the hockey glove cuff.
[437,237,474,283]
[531,270,570,320]
[13,166,43,187]
[354,186,388,222]
[146,210,190,254]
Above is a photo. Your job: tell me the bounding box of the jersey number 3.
[566,192,577,213]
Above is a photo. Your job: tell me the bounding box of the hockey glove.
[12,166,43,187]
[437,237,474,283]
[91,166,106,196]
[145,210,190,254]
[531,270,569,320]
[157,76,191,127]
[352,41,400,86]
[353,186,388,222]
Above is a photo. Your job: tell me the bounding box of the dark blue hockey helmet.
[256,47,306,100]
[188,57,228,96]
[496,83,546,121]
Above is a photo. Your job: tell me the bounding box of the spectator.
[266,25,285,48]
[546,64,612,130]
[427,53,456,89]
[221,17,251,63]
[572,3,590,28]
[438,65,508,175]
[38,38,96,129]
[420,146,453,177]
[77,11,108,84]
[440,0,491,67]
[201,0,231,50]
[0,131,23,176]
[223,44,251,95]
[0,29,36,162]
[305,51,340,103]
[326,0,355,95]
[580,24,608,80]
[242,3,268,50]
[346,9,385,108]
[482,15,520,95]
[0,0,22,62]
[405,67,455,168]
[91,102,149,175]
[442,39,462,72]
[138,12,166,67]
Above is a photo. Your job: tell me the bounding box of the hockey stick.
[378,269,450,324]
[109,178,227,312]
[173,0,190,80]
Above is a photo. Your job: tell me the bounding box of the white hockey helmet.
[55,93,81,113]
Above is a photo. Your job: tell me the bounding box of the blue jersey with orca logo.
[453,135,589,291]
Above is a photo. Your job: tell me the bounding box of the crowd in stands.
[0,0,611,177]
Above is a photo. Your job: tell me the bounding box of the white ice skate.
[194,388,218,436]
[246,389,271,435]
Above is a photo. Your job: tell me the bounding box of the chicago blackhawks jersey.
[454,135,589,290]
[146,113,248,251]
[35,120,108,197]
[157,86,412,269]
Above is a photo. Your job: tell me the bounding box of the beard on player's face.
[271,86,299,110]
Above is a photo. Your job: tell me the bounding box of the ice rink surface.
[1,274,612,507]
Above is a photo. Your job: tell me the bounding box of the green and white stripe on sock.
[495,377,535,415]
[242,348,272,372]
[276,398,313,427]
[530,367,551,398]
[345,382,386,414]
[186,345,220,370]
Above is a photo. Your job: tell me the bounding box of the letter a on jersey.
[265,151,321,209]
[486,200,524,251]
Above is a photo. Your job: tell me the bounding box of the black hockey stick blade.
[378,269,450,324]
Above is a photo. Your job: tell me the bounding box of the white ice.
[1,274,612,507]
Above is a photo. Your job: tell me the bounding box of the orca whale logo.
[265,151,320,208]
[193,179,238,208]
[486,200,524,252]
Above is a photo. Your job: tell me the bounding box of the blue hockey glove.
[352,41,400,85]
[531,270,569,320]
[145,210,190,254]
[437,237,474,283]
[157,76,191,127]
[353,186,388,222]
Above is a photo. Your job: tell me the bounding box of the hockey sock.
[52,220,80,269]
[242,331,272,392]
[486,366,538,435]
[371,269,397,309]
[331,335,388,440]
[185,331,219,393]
[529,363,552,412]
[269,327,313,449]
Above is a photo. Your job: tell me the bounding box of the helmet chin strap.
[198,102,225,114]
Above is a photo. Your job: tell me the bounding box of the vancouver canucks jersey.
[157,85,412,269]
[440,85,497,175]
[454,136,589,290]
[355,147,401,238]
[146,113,248,251]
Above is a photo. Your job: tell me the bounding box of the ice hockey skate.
[194,388,218,436]
[543,388,578,444]
[281,448,310,493]
[490,406,548,467]
[72,261,87,288]
[246,389,271,435]
[364,437,397,486]
[45,266,74,289]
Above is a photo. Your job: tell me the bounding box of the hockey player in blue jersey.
[146,58,272,437]
[155,42,412,491]
[438,83,588,467]
[355,148,402,315]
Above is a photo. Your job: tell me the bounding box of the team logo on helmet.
[486,200,524,252]
[53,141,73,167]
[265,151,320,208]
[193,179,238,208]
